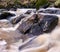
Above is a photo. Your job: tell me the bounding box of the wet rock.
[38,15,58,33]
[0,9,7,13]
[28,15,58,35]
[0,19,13,28]
[19,34,49,51]
[29,15,58,35]
[38,8,60,14]
[18,13,58,36]
[17,14,38,34]
[25,10,32,14]
[0,12,15,19]
[29,23,43,35]
[18,20,33,34]
[11,14,26,24]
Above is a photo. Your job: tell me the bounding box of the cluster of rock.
[0,8,60,52]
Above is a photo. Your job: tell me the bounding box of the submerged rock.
[0,19,13,28]
[0,29,22,44]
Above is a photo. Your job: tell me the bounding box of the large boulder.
[38,14,58,33]
[18,14,58,36]
[17,14,37,34]
[28,15,58,35]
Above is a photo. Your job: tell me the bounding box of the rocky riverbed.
[0,8,60,52]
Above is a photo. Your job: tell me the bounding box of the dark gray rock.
[11,14,26,24]
[38,8,60,14]
[0,12,15,19]
[25,10,32,14]
[18,14,37,34]
[29,23,43,35]
[18,14,58,36]
[38,15,58,33]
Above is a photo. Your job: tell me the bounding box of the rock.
[11,14,26,24]
[18,19,33,34]
[26,9,36,14]
[18,28,60,52]
[38,15,58,33]
[19,34,51,52]
[0,9,7,13]
[28,15,58,35]
[0,19,13,28]
[38,8,60,14]
[0,12,15,19]
[9,8,17,11]
[29,23,43,35]
[17,14,37,34]
[25,10,32,14]
[18,13,58,36]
